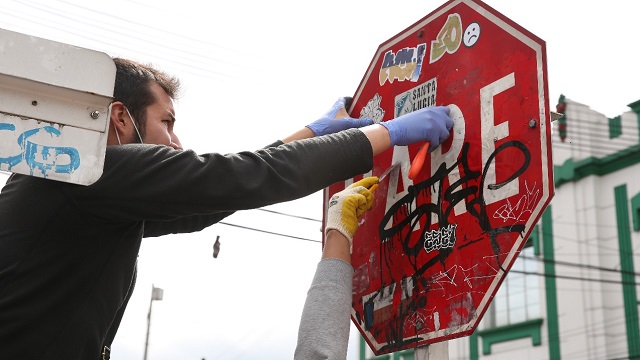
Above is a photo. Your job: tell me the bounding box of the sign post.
[323,0,553,356]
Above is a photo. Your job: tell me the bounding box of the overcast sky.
[1,1,639,359]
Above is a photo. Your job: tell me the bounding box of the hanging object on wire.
[213,236,221,259]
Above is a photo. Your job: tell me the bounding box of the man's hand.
[380,106,454,150]
[306,97,373,136]
[325,176,378,253]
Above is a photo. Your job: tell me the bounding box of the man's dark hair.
[112,58,181,138]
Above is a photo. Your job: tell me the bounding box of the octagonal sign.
[323,0,553,355]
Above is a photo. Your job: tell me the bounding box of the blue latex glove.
[306,97,374,136]
[381,106,453,150]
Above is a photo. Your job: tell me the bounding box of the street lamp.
[143,284,163,360]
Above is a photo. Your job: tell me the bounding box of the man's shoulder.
[105,144,189,157]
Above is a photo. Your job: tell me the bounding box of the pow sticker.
[379,43,427,86]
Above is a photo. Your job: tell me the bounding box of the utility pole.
[415,342,449,360]
[143,284,163,360]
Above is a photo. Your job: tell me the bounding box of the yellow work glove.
[325,176,379,253]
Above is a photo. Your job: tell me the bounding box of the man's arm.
[72,129,373,233]
[73,103,450,236]
[282,98,452,157]
[294,256,353,360]
[143,211,234,238]
[282,123,392,157]
[281,97,371,144]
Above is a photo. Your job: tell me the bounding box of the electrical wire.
[552,137,639,151]
[538,231,637,257]
[218,221,321,243]
[217,215,640,287]
[509,269,638,286]
[553,139,638,152]
[552,141,639,156]
[0,3,239,81]
[256,208,322,222]
[555,124,639,142]
[519,254,640,277]
[22,0,238,67]
[549,112,640,155]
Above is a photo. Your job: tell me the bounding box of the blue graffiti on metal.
[0,124,80,176]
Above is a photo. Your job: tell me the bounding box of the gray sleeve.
[294,258,353,360]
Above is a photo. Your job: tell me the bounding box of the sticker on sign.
[323,0,553,354]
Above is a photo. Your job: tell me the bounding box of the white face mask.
[125,107,144,144]
[114,107,144,145]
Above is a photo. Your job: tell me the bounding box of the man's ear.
[110,101,127,129]
[107,101,130,145]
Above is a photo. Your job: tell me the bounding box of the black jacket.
[0,129,372,359]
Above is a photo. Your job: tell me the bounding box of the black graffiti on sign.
[362,140,531,350]
[379,140,530,271]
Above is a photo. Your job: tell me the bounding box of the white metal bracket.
[0,28,115,185]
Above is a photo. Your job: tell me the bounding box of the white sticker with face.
[463,22,481,47]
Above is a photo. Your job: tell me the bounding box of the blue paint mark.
[0,123,22,168]
[0,123,81,177]
[364,300,375,330]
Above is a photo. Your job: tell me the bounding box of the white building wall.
[598,164,640,356]
[487,337,545,360]
[553,174,612,359]
[444,97,640,360]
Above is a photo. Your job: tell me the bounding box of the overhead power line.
[2,1,239,80]
[520,254,640,277]
[509,269,638,286]
[218,221,320,243]
[256,208,322,223]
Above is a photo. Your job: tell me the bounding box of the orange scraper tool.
[407,141,430,180]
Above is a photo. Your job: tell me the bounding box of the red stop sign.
[323,0,553,355]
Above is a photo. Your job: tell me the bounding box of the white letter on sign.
[384,146,420,232]
[480,73,516,205]
[430,104,467,220]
